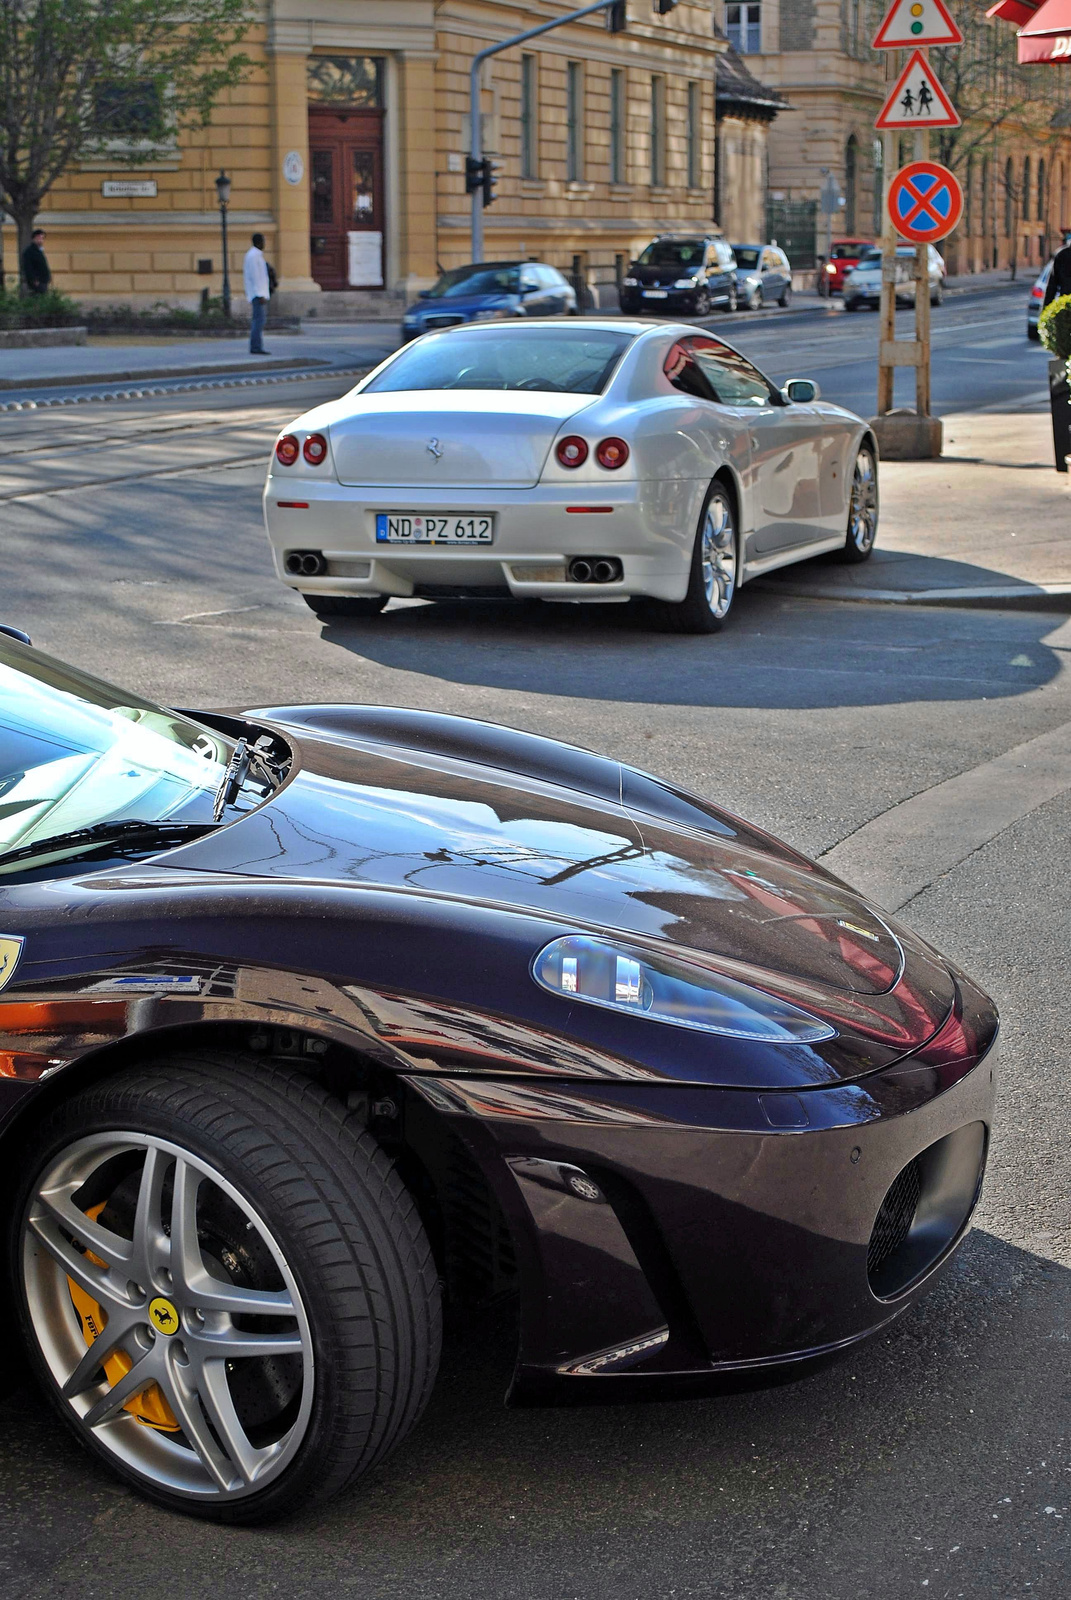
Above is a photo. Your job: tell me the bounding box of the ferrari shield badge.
[0,935,25,993]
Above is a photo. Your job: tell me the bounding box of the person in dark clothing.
[21,229,51,294]
[1043,240,1071,307]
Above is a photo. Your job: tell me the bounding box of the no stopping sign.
[887,160,963,243]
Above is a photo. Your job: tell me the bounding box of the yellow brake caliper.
[67,1203,180,1431]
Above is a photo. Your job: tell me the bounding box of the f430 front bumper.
[407,1003,996,1403]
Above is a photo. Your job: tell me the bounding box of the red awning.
[985,0,1039,23]
[1015,0,1071,59]
[988,0,1071,60]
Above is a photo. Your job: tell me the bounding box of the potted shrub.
[1038,293,1071,473]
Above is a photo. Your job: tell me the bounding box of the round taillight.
[595,436,629,470]
[275,434,299,466]
[303,432,328,465]
[556,435,588,469]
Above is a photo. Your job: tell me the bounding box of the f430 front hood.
[164,706,956,1080]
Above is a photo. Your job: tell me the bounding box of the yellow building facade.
[9,0,731,313]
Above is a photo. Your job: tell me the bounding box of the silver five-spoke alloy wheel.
[22,1132,314,1503]
[701,493,738,619]
[847,446,878,557]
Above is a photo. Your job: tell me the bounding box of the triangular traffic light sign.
[873,0,963,47]
[875,50,961,129]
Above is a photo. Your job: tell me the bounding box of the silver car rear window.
[365,328,635,394]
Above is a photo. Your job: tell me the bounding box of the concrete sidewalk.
[756,411,1071,611]
[0,323,399,392]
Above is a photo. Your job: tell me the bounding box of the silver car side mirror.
[783,378,820,403]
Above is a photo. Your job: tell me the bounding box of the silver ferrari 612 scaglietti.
[263,320,878,634]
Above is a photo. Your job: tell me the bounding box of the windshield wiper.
[0,818,216,869]
[212,734,290,820]
[213,736,250,821]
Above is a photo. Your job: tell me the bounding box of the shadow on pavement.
[761,544,1071,601]
[319,588,1064,710]
[0,1229,1067,1600]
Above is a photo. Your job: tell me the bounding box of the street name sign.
[873,0,963,47]
[875,51,961,128]
[887,160,964,242]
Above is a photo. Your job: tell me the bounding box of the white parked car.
[264,321,879,633]
[843,244,946,312]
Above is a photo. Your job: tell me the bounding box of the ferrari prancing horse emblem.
[426,437,443,460]
[0,935,25,994]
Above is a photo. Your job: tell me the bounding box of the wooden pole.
[877,130,896,416]
[914,128,931,418]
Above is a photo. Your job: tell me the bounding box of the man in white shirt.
[243,233,271,354]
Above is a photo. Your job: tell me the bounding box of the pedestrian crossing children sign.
[875,50,961,129]
[873,0,963,46]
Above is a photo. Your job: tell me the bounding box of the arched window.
[981,156,989,238]
[1005,156,1014,236]
[1038,158,1046,223]
[845,136,858,234]
[1023,155,1032,220]
[872,138,884,234]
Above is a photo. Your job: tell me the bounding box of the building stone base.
[0,326,87,349]
[870,410,943,461]
[287,288,408,320]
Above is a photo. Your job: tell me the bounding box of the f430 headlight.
[532,935,835,1043]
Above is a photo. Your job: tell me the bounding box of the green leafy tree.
[0,0,253,290]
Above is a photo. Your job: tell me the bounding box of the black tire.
[749,287,764,311]
[303,594,388,619]
[836,444,879,564]
[650,481,738,634]
[693,288,711,317]
[778,284,792,308]
[930,284,943,307]
[12,1053,441,1524]
[844,298,860,313]
[1028,323,1041,342]
[724,285,738,313]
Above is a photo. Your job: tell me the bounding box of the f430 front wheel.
[13,1054,441,1523]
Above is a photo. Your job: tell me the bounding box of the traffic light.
[607,0,626,30]
[465,156,498,207]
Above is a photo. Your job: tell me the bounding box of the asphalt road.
[0,292,1068,1600]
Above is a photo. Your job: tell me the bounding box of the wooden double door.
[308,109,385,291]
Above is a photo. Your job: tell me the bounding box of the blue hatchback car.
[401,260,578,341]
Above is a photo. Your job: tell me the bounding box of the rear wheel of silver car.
[655,483,737,633]
[779,284,792,308]
[838,445,879,564]
[303,594,388,619]
[13,1055,440,1523]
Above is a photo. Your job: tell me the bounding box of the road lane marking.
[818,718,1071,911]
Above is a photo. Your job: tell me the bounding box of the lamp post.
[215,169,232,318]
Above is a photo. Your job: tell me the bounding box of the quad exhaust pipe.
[568,557,623,584]
[285,550,327,577]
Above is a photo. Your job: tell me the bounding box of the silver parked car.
[843,244,946,311]
[1028,261,1052,340]
[731,243,793,309]
[264,320,879,635]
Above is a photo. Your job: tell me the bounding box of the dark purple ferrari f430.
[0,629,996,1521]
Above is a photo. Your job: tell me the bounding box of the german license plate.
[642,289,668,299]
[375,514,494,544]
